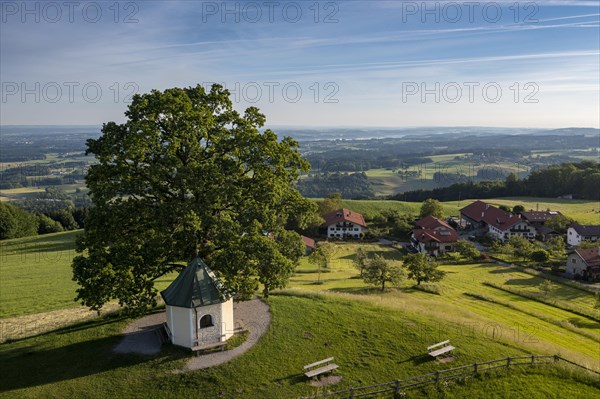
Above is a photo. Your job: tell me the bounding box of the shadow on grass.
[488,267,515,274]
[397,354,435,366]
[330,287,389,295]
[504,277,538,286]
[0,316,186,393]
[338,250,400,261]
[568,318,600,330]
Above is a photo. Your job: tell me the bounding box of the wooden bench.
[191,341,227,356]
[303,357,339,379]
[427,340,455,358]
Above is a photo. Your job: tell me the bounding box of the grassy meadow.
[1,199,600,397]
[1,292,599,399]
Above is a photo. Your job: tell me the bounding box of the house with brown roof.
[520,211,562,226]
[301,235,316,254]
[519,211,562,241]
[459,200,536,242]
[411,216,459,256]
[567,223,600,246]
[321,208,367,239]
[566,246,600,281]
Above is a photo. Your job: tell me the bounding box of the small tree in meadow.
[404,253,445,286]
[353,247,368,277]
[529,249,550,263]
[308,242,336,284]
[362,254,404,291]
[538,280,554,296]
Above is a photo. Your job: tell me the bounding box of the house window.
[571,259,576,264]
[200,314,214,329]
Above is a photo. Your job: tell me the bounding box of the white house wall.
[167,305,195,348]
[328,223,365,238]
[221,299,235,340]
[566,253,587,277]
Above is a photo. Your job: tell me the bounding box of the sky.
[1,0,599,128]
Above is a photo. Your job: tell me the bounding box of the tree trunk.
[381,279,385,291]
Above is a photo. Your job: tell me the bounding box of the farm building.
[411,216,459,256]
[161,258,234,349]
[519,210,562,226]
[567,223,600,246]
[566,247,600,281]
[321,208,367,239]
[519,211,562,241]
[301,235,316,254]
[460,201,536,242]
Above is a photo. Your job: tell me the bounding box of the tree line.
[0,201,88,240]
[392,161,600,201]
[297,172,375,199]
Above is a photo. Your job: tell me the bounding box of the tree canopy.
[72,84,316,313]
[404,253,445,286]
[361,254,404,291]
[419,198,444,219]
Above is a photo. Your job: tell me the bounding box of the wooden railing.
[299,355,599,399]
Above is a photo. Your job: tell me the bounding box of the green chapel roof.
[160,258,230,308]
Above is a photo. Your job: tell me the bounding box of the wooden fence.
[300,355,599,399]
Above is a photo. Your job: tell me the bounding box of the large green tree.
[404,253,445,286]
[72,84,316,313]
[361,254,404,291]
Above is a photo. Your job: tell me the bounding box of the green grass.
[0,230,176,319]
[2,203,600,397]
[1,293,598,399]
[289,243,600,367]
[0,231,81,318]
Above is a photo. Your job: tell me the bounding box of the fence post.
[507,357,511,368]
[474,362,478,374]
[394,380,401,394]
[531,355,535,365]
[435,371,440,383]
[553,355,559,364]
[349,388,354,399]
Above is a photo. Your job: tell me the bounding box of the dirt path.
[184,297,271,371]
[0,303,121,343]
[112,297,271,370]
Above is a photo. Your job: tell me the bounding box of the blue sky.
[1,0,599,127]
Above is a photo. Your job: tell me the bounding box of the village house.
[321,208,367,239]
[567,223,600,246]
[519,211,562,241]
[459,200,536,242]
[410,215,459,256]
[301,235,316,255]
[566,246,600,281]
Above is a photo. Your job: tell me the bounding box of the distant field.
[334,197,600,224]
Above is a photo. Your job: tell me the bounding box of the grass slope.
[1,293,598,399]
[0,230,175,319]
